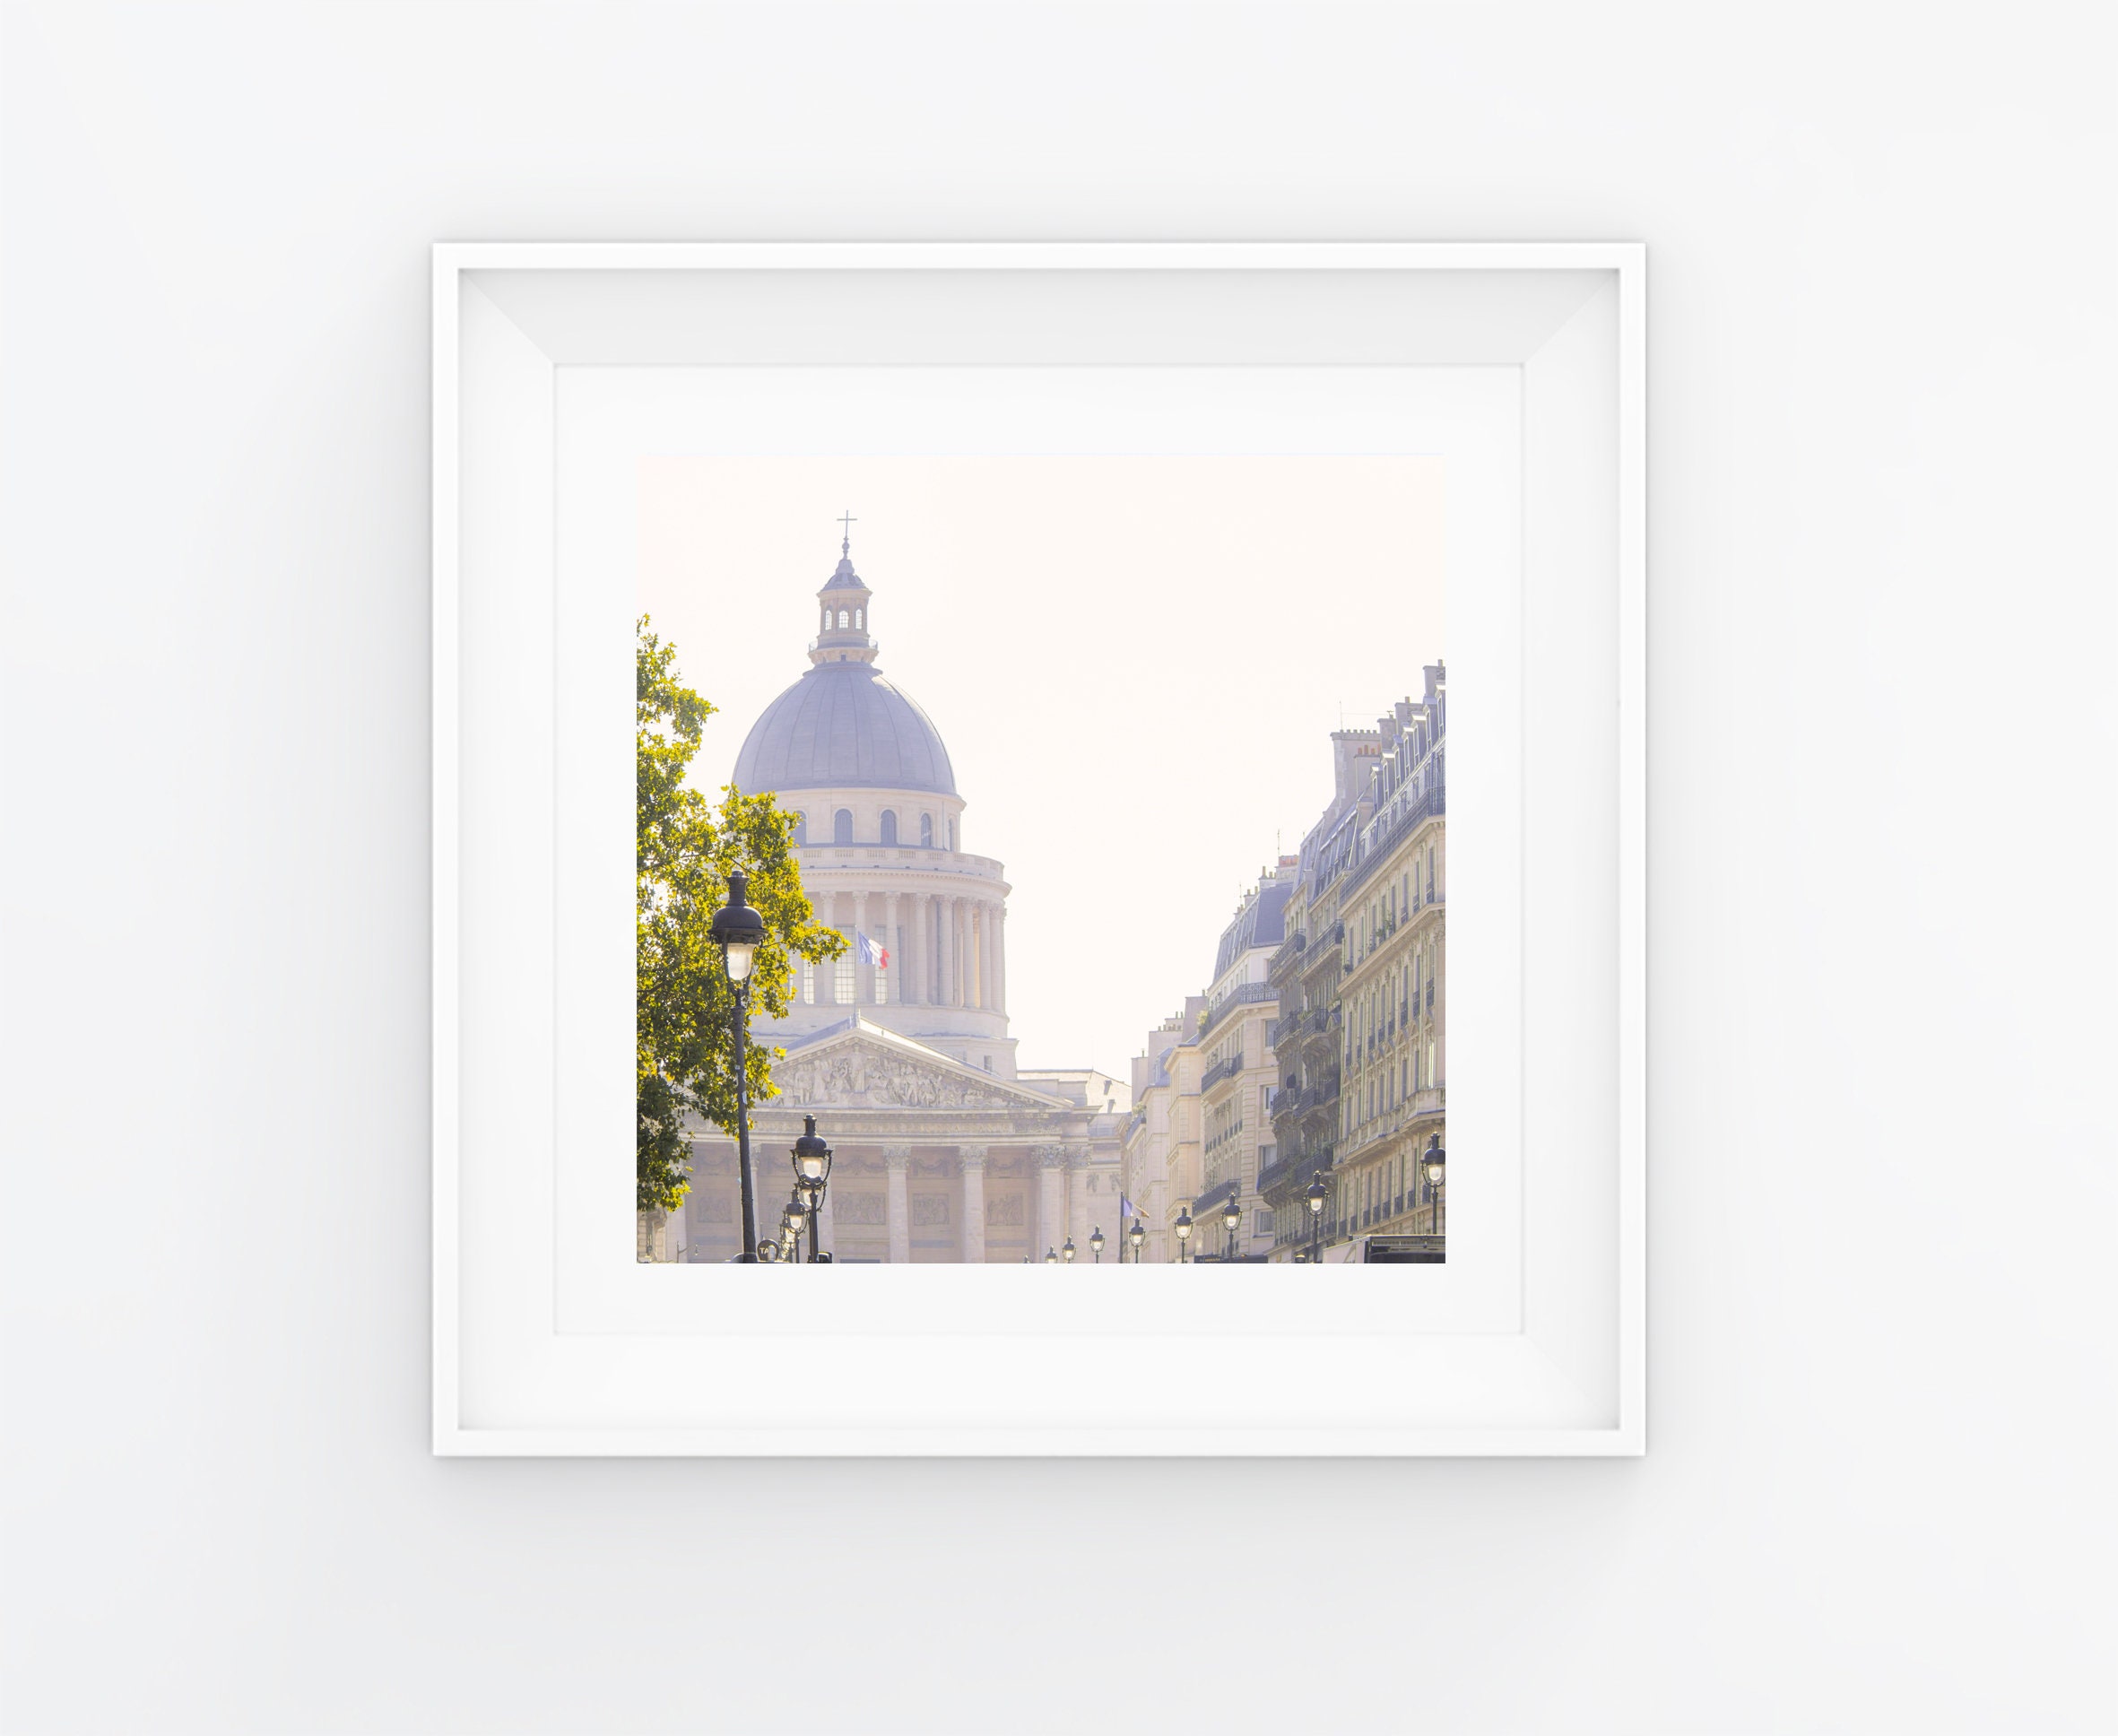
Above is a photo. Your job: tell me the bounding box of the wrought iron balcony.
[1199,981,1275,1039]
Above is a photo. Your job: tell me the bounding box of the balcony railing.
[1199,981,1275,1039]
[1341,782,1446,899]
[1257,1141,1335,1198]
[1200,1053,1246,1092]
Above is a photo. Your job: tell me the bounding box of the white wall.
[3,4,2111,1732]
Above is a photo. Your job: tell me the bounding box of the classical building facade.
[1121,864,1293,1261]
[1194,865,1293,1259]
[1121,1002,1201,1267]
[1262,664,1447,1258]
[670,534,1127,1262]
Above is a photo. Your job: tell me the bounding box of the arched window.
[880,810,898,845]
[833,809,853,846]
[854,608,863,629]
[838,609,849,629]
[919,812,933,847]
[791,812,807,846]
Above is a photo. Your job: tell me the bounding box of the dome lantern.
[812,514,879,667]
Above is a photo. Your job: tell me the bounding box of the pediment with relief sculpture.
[768,1022,1065,1113]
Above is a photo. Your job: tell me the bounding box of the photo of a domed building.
[639,456,1446,1266]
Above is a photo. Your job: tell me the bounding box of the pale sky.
[638,456,1445,1081]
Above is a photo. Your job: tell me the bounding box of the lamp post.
[1045,1246,1059,1265]
[1089,1226,1105,1264]
[1062,1235,1076,1264]
[708,869,768,1261]
[1306,1170,1326,1267]
[792,1115,833,1264]
[1174,1207,1194,1263]
[1128,1220,1145,1263]
[1222,1193,1243,1263]
[1422,1133,1446,1237]
[780,1194,807,1264]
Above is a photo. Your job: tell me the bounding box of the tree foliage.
[637,620,844,1212]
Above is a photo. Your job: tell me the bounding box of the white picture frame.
[434,242,1645,1456]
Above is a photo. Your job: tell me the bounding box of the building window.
[834,953,855,1003]
[838,608,849,628]
[854,608,863,629]
[801,959,815,1003]
[792,811,807,846]
[919,812,933,847]
[982,1055,993,1072]
[833,808,853,845]
[874,960,889,1004]
[880,810,898,845]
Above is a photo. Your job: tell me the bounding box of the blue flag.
[1122,1195,1141,1220]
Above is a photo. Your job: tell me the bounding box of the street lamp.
[1128,1220,1146,1263]
[1222,1193,1243,1262]
[1422,1133,1446,1237]
[1305,1170,1327,1267]
[779,1194,807,1263]
[1089,1226,1105,1263]
[1173,1206,1194,1263]
[1062,1235,1076,1264]
[791,1115,833,1263]
[708,869,768,1261]
[1045,1246,1059,1265]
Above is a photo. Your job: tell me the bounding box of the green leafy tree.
[638,619,844,1213]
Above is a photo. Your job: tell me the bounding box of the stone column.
[884,1147,912,1265]
[972,904,987,1011]
[1038,1145,1067,1260]
[959,899,973,1007]
[958,1147,988,1264]
[994,902,1007,1014]
[937,895,956,1007]
[882,890,899,1003]
[981,903,998,1011]
[853,890,871,1003]
[914,892,929,1004]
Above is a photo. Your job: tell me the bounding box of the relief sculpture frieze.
[774,1041,1023,1110]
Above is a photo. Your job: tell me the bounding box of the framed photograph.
[433,242,1644,1454]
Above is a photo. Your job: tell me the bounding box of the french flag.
[855,929,890,968]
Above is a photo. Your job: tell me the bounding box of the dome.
[733,660,957,796]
